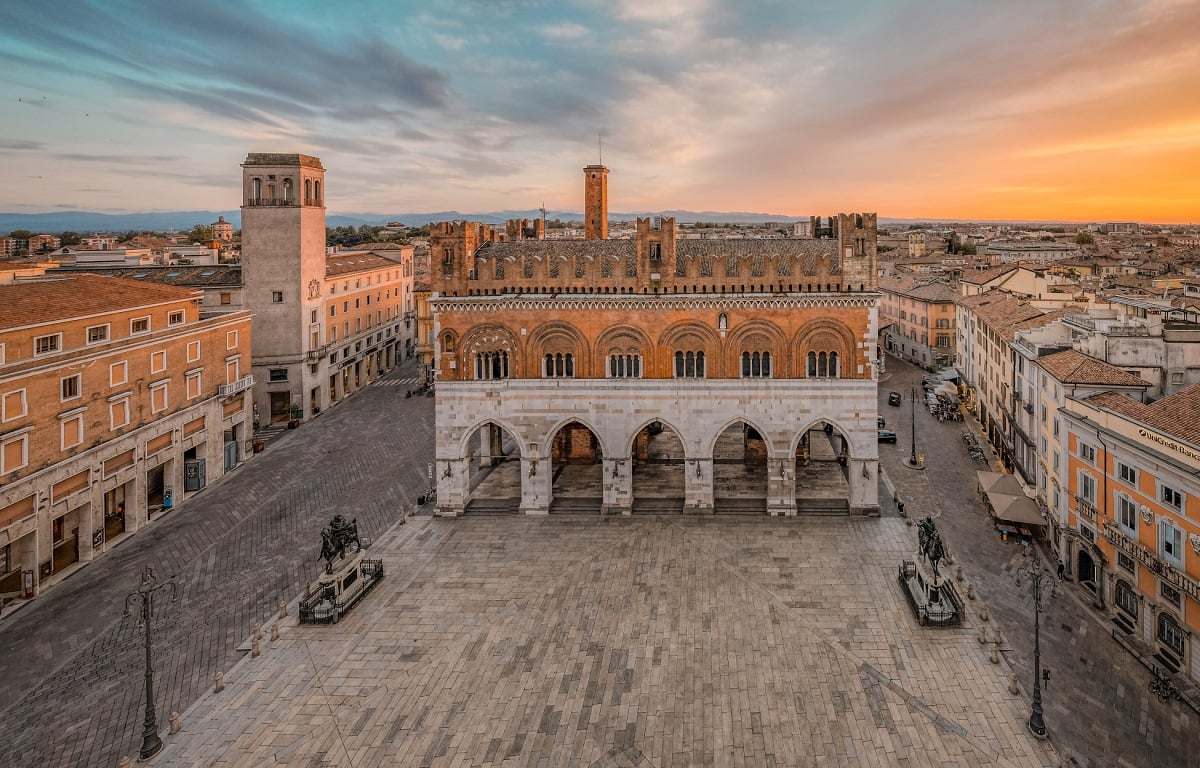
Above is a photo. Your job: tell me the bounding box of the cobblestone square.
[161,514,1057,767]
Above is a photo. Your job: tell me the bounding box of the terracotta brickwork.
[430,163,879,517]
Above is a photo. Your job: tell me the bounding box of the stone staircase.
[464,497,521,515]
[631,497,685,515]
[794,498,851,515]
[549,497,603,514]
[713,498,768,515]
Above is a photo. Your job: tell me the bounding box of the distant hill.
[0,209,1107,234]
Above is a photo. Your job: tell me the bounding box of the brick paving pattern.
[878,357,1200,768]
[161,514,1057,767]
[0,362,432,768]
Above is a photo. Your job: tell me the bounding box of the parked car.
[878,429,898,444]
[888,391,902,406]
[877,415,886,428]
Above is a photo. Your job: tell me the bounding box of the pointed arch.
[705,416,775,457]
[457,418,527,458]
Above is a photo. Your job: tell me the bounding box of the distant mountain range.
[0,209,1102,234]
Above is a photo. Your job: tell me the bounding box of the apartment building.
[1010,341,1150,560]
[0,263,252,607]
[956,291,1057,470]
[1061,383,1200,680]
[878,274,957,369]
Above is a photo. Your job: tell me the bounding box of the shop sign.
[1138,428,1200,463]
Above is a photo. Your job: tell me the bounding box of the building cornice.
[431,293,880,313]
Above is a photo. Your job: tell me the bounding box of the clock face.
[308,278,321,299]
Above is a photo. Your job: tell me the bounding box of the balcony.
[305,345,330,362]
[1103,523,1200,605]
[1074,495,1097,522]
[244,197,298,207]
[219,375,255,397]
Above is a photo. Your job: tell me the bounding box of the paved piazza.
[161,515,1056,767]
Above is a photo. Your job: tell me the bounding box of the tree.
[60,231,82,246]
[8,229,32,240]
[187,225,214,243]
[1074,231,1095,246]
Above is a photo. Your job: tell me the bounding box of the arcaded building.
[430,166,881,516]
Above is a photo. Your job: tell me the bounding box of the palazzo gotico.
[430,166,881,517]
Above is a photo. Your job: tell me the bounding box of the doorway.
[1077,551,1097,592]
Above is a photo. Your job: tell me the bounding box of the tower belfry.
[583,163,608,240]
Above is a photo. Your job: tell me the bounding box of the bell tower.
[583,164,608,240]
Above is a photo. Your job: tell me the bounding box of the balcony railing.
[219,375,255,397]
[1103,523,1200,605]
[1074,495,1097,522]
[244,197,298,207]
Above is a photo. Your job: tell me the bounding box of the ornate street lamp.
[123,566,178,760]
[1016,558,1051,738]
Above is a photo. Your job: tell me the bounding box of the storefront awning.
[987,493,1045,528]
[976,470,1024,496]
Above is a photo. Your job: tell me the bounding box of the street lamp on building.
[1016,557,1051,738]
[123,566,178,760]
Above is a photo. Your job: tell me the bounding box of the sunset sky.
[1,0,1198,222]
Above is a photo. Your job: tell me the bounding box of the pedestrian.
[897,500,905,516]
[1057,560,1065,581]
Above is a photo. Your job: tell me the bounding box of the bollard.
[252,638,261,658]
[977,628,987,645]
[118,757,133,768]
[978,604,989,622]
[905,517,913,527]
[169,711,181,735]
[1009,676,1021,695]
[955,565,963,582]
[967,583,976,600]
[214,672,224,693]
[253,623,262,642]
[279,600,288,619]
[271,623,280,641]
[990,645,1000,664]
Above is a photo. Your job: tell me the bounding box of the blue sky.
[2,0,1198,221]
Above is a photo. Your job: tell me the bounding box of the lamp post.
[124,565,178,760]
[1016,559,1050,738]
[909,386,918,466]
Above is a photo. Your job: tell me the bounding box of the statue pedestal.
[299,550,384,624]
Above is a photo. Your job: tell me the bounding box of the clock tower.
[240,153,328,423]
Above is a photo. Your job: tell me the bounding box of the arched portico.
[710,419,771,514]
[549,420,604,514]
[629,420,686,514]
[793,420,851,514]
[437,419,525,516]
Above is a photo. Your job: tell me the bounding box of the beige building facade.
[0,264,252,607]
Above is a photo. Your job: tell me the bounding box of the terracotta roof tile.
[1084,383,1200,447]
[325,250,404,277]
[1038,349,1150,387]
[0,274,199,330]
